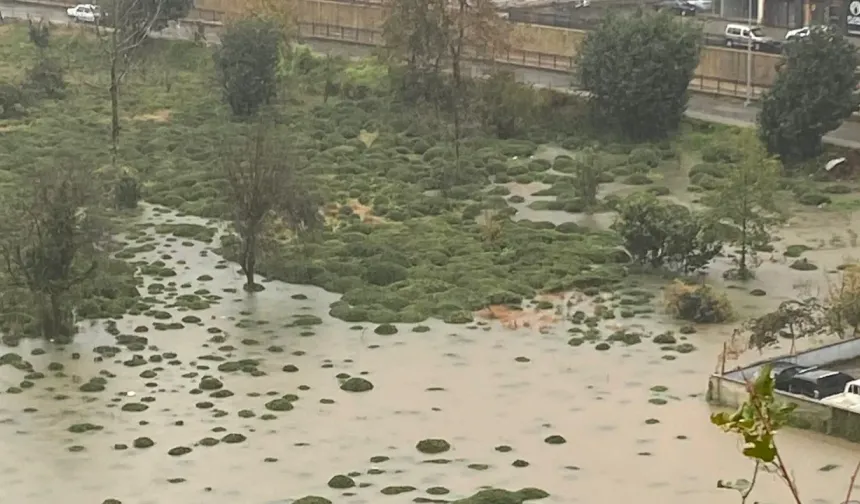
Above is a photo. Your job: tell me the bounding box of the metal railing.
[508,8,782,52]
[297,22,576,71]
[295,21,770,99]
[506,8,603,31]
[688,74,767,99]
[190,8,225,23]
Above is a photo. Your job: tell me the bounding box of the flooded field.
[1,20,860,504]
[2,199,860,504]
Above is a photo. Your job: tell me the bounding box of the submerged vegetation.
[0,10,856,333]
[2,4,860,503]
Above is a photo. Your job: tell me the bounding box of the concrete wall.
[192,0,783,87]
[292,0,387,30]
[708,337,860,443]
[708,375,849,438]
[695,47,781,87]
[509,23,586,56]
[722,337,860,383]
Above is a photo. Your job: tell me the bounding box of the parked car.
[756,361,814,392]
[786,369,856,400]
[653,0,697,16]
[686,0,713,12]
[785,25,834,41]
[66,4,102,23]
[724,23,774,51]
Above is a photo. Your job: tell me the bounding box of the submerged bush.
[663,281,732,323]
[116,176,141,209]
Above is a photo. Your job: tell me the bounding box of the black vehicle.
[786,369,856,400]
[653,0,697,15]
[765,361,813,392]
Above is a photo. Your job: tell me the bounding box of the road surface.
[2,0,859,149]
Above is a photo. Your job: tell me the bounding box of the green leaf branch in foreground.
[712,363,860,504]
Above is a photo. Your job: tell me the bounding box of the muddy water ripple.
[1,204,860,504]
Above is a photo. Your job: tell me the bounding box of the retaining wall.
[192,0,783,88]
[708,337,860,443]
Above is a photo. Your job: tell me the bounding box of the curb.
[9,0,73,9]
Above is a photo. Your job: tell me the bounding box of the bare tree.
[743,298,827,353]
[96,0,190,164]
[383,0,506,190]
[223,116,321,291]
[446,0,506,179]
[0,165,103,342]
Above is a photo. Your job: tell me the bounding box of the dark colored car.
[786,369,856,400]
[767,361,812,391]
[754,361,812,391]
[653,0,697,16]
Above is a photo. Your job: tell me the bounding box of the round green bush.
[486,291,523,305]
[528,159,551,172]
[556,222,583,234]
[597,172,615,183]
[823,184,852,195]
[363,262,408,286]
[623,173,653,185]
[628,147,659,168]
[797,192,831,206]
[374,323,398,335]
[692,174,722,191]
[701,143,739,163]
[411,138,431,155]
[553,155,575,173]
[789,259,818,271]
[329,302,368,322]
[647,186,670,196]
[487,185,511,196]
[688,163,726,180]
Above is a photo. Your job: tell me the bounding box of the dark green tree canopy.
[759,29,860,162]
[214,18,281,117]
[612,192,721,273]
[575,11,701,140]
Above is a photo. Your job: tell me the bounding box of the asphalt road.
[2,1,859,149]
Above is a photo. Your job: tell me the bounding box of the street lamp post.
[744,0,753,107]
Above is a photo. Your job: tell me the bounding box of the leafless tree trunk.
[223,114,321,292]
[99,0,165,166]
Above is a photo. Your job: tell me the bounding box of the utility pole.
[744,0,753,107]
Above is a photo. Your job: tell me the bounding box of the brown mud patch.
[326,199,386,225]
[133,109,171,123]
[0,124,23,133]
[476,304,559,332]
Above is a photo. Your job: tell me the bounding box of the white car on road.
[785,25,833,41]
[66,4,102,23]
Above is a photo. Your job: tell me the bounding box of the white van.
[724,23,773,51]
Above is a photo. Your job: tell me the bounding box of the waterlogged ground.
[2,23,860,504]
[2,205,860,504]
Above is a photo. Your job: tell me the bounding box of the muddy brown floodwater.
[2,196,860,504]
